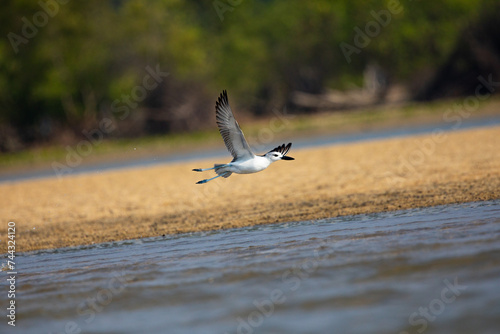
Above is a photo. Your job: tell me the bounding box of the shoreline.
[2,97,500,180]
[1,126,500,253]
[2,114,500,184]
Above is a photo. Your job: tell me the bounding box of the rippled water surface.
[2,200,500,334]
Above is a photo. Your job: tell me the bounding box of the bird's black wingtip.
[269,142,293,155]
[216,90,229,109]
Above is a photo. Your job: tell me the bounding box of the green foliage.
[0,0,492,145]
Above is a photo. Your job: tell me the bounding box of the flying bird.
[193,90,294,184]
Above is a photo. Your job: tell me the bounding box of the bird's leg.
[196,172,230,184]
[192,164,229,172]
[192,166,216,172]
[196,174,222,184]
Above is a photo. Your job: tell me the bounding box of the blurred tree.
[0,0,496,151]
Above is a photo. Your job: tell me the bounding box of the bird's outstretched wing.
[215,90,254,161]
[267,143,292,156]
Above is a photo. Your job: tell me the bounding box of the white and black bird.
[193,90,294,184]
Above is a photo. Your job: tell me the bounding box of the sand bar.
[1,126,499,253]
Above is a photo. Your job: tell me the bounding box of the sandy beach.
[1,125,499,253]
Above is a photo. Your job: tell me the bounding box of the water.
[2,115,500,183]
[2,200,500,334]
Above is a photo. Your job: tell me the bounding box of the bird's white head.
[264,143,294,162]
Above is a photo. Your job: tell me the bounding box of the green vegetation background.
[0,0,496,151]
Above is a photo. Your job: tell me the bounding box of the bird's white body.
[193,90,294,184]
[219,155,271,174]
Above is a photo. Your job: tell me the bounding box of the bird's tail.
[214,164,232,178]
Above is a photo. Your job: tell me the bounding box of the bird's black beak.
[281,156,294,160]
